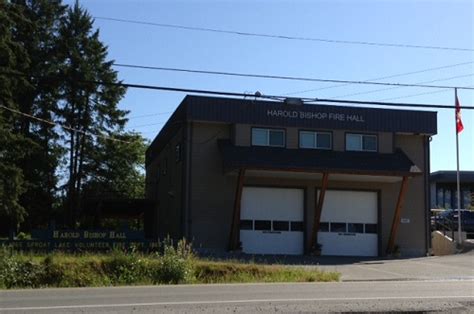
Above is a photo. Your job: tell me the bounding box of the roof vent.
[284,97,304,106]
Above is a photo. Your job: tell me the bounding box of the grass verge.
[0,241,340,289]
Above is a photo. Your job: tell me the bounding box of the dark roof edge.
[145,97,188,166]
[430,170,474,183]
[185,94,438,115]
[184,95,437,135]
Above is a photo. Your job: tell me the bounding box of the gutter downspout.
[424,135,432,255]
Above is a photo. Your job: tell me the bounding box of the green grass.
[194,260,339,283]
[0,243,340,289]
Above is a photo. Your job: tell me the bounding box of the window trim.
[345,133,378,152]
[298,130,333,150]
[251,127,286,148]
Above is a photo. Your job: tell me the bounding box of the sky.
[64,0,473,172]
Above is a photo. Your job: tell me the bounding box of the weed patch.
[0,241,339,289]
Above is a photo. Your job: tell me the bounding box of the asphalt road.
[1,280,473,313]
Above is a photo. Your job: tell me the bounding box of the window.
[330,222,346,233]
[346,134,377,152]
[162,158,168,176]
[364,224,378,234]
[348,223,364,233]
[254,220,271,231]
[240,220,253,230]
[252,128,285,147]
[175,143,182,162]
[299,131,331,149]
[290,221,304,232]
[444,189,451,209]
[273,221,289,231]
[319,222,329,232]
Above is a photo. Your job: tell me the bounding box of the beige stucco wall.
[393,134,428,256]
[189,122,235,249]
[233,124,393,153]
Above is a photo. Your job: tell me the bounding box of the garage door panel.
[318,190,378,257]
[240,187,304,255]
[240,230,304,255]
[241,187,304,221]
[319,232,378,257]
[320,190,377,224]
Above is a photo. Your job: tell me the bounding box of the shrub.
[0,256,45,288]
[42,255,67,286]
[151,238,194,284]
[103,250,148,285]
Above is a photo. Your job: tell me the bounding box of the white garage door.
[240,187,304,255]
[318,190,378,257]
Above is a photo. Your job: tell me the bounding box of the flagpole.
[455,88,462,245]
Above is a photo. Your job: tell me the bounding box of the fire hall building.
[145,95,437,257]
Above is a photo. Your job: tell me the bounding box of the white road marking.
[1,295,473,311]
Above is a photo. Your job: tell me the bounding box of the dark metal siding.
[185,96,437,135]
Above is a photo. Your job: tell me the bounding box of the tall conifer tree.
[58,1,127,225]
[0,0,32,230]
[9,0,66,229]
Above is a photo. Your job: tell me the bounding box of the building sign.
[0,240,161,252]
[185,97,437,134]
[266,109,365,123]
[31,229,144,240]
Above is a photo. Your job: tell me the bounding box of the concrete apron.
[198,250,474,282]
[315,252,474,281]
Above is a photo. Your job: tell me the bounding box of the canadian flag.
[456,95,464,133]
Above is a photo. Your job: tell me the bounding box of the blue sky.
[66,0,473,172]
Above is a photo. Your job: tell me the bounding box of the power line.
[128,121,167,129]
[128,111,172,119]
[95,16,474,52]
[2,71,473,110]
[111,63,474,91]
[378,85,474,102]
[57,79,474,110]
[284,61,474,96]
[328,73,474,100]
[0,105,135,144]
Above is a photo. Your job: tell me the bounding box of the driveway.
[201,250,474,281]
[313,251,474,281]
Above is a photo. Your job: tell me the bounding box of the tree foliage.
[0,0,32,227]
[0,0,148,231]
[57,2,128,224]
[9,0,67,229]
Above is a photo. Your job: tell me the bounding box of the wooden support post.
[228,168,246,251]
[386,176,409,254]
[308,172,329,253]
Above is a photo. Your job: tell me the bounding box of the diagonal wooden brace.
[386,176,409,254]
[308,172,329,253]
[228,168,246,251]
